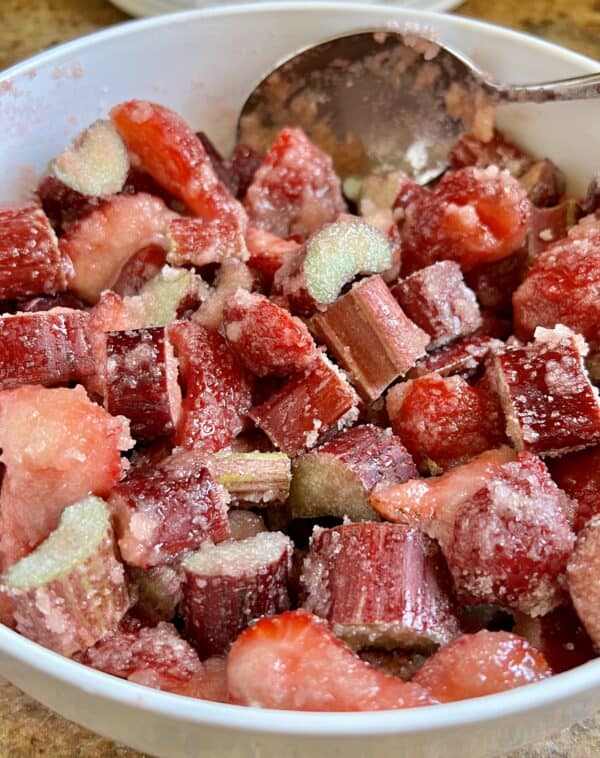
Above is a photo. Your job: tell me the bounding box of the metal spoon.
[237,31,600,185]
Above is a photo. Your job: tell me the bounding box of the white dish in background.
[109,0,463,19]
[0,4,599,757]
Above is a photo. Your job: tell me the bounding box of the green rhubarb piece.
[210,451,291,505]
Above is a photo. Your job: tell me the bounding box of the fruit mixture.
[0,100,599,712]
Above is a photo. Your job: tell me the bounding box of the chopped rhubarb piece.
[548,446,600,533]
[245,226,299,285]
[0,384,132,569]
[249,354,359,457]
[313,275,430,402]
[449,130,533,176]
[359,649,428,682]
[386,374,506,472]
[302,523,460,650]
[464,248,528,315]
[181,531,292,656]
[111,244,167,297]
[105,326,181,441]
[244,127,346,239]
[0,309,94,391]
[413,630,550,702]
[227,609,435,711]
[230,143,262,198]
[513,214,600,344]
[128,565,182,624]
[513,604,596,673]
[443,452,576,615]
[567,515,600,647]
[401,166,531,274]
[166,215,249,268]
[197,131,240,197]
[5,497,130,656]
[491,325,600,456]
[289,425,417,521]
[36,175,102,234]
[370,446,516,528]
[529,201,576,260]
[111,100,246,225]
[392,261,482,349]
[61,192,174,303]
[228,509,267,540]
[0,205,73,299]
[193,259,253,331]
[519,159,566,208]
[578,174,600,217]
[223,289,317,377]
[408,335,502,381]
[273,217,393,315]
[50,119,129,197]
[169,321,254,452]
[18,292,87,313]
[110,457,230,568]
[209,451,291,506]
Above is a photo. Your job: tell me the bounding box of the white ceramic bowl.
[0,5,599,757]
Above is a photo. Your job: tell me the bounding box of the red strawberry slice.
[227,609,436,711]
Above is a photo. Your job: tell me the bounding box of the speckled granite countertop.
[1,1,599,756]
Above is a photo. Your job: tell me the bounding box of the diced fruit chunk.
[567,515,600,647]
[302,523,460,650]
[386,374,506,472]
[392,261,481,349]
[548,446,600,533]
[50,119,129,197]
[0,205,73,299]
[181,531,292,656]
[449,130,533,177]
[166,215,248,268]
[408,335,502,381]
[228,509,267,540]
[0,309,94,391]
[245,226,299,285]
[491,326,600,456]
[110,456,230,568]
[0,384,132,568]
[273,217,393,315]
[313,275,430,401]
[5,497,129,656]
[244,127,346,239]
[413,631,551,702]
[193,259,253,331]
[105,326,181,441]
[230,143,262,199]
[209,451,291,506]
[36,176,102,234]
[111,244,167,297]
[464,248,528,315]
[289,425,417,521]
[519,159,566,208]
[227,609,435,710]
[249,354,359,456]
[401,166,531,274]
[223,289,317,377]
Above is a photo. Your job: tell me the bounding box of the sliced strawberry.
[244,127,346,240]
[223,289,317,377]
[227,609,436,710]
[0,205,73,300]
[413,630,551,702]
[0,384,133,569]
[548,446,600,533]
[567,515,600,647]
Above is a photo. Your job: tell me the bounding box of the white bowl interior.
[1,4,599,757]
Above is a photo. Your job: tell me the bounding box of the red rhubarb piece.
[387,373,506,473]
[567,515,600,647]
[444,452,576,615]
[227,609,435,711]
[513,213,600,344]
[449,130,534,176]
[401,166,531,274]
[244,127,346,240]
[289,424,418,521]
[111,244,167,297]
[223,289,317,377]
[245,227,299,285]
[36,175,102,234]
[110,454,230,568]
[548,446,600,533]
[249,354,359,457]
[0,205,73,299]
[392,260,481,349]
[0,309,94,391]
[209,451,291,506]
[128,564,183,624]
[313,275,430,402]
[166,215,249,268]
[408,335,503,381]
[169,321,254,452]
[302,522,460,650]
[105,326,181,441]
[413,630,550,702]
[464,247,528,315]
[528,201,575,260]
[491,325,600,456]
[181,531,292,656]
[0,385,133,569]
[60,193,174,303]
[519,159,566,208]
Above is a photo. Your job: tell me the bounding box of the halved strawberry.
[227,609,435,710]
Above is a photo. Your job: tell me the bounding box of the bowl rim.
[1,0,599,738]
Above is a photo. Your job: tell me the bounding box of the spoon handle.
[484,71,600,103]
